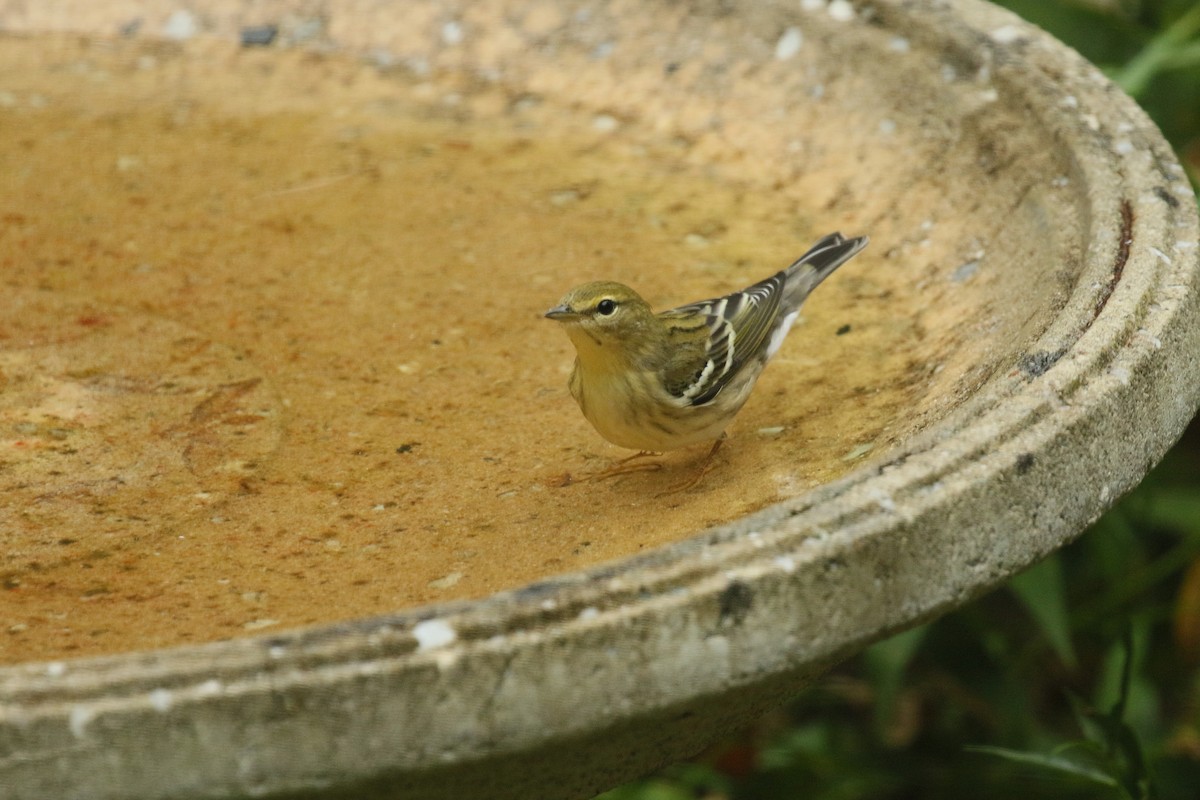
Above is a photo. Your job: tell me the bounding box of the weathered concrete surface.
[1,1,1197,799]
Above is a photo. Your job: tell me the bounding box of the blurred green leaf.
[1114,3,1200,96]
[1095,620,1161,748]
[1010,556,1078,668]
[863,624,928,729]
[965,744,1126,795]
[1138,487,1200,537]
[1083,511,1147,584]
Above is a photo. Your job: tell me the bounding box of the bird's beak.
[543,304,579,321]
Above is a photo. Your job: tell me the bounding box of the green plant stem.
[1114,4,1200,96]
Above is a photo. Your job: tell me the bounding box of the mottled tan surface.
[0,35,1041,663]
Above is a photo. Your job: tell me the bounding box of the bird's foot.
[584,451,664,482]
[658,435,725,495]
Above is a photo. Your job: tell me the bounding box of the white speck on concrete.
[1081,113,1100,131]
[706,634,730,657]
[888,36,910,53]
[773,555,797,574]
[149,688,174,713]
[196,679,223,697]
[550,188,583,206]
[1114,139,1135,155]
[1099,485,1111,503]
[1051,175,1070,187]
[1110,366,1131,386]
[578,606,599,621]
[592,41,615,59]
[291,17,325,43]
[828,0,854,21]
[162,10,197,40]
[1149,246,1171,265]
[429,571,463,590]
[775,27,803,61]
[990,25,1022,44]
[869,488,897,513]
[941,64,958,82]
[368,48,396,69]
[69,706,95,738]
[1176,241,1198,252]
[592,113,619,132]
[879,118,897,135]
[45,661,66,678]
[413,619,457,652]
[842,442,874,461]
[978,88,999,103]
[757,426,786,437]
[801,0,826,10]
[1060,95,1078,108]
[441,21,463,45]
[243,618,279,631]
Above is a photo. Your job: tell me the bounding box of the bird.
[544,231,868,481]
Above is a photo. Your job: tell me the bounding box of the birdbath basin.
[1,1,1198,799]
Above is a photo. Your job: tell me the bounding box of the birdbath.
[1,1,1198,799]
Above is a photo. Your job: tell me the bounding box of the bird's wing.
[657,233,867,407]
[658,271,786,406]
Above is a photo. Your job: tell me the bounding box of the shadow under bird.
[544,231,869,473]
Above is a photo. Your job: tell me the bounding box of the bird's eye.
[596,299,617,316]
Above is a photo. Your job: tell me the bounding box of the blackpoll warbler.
[545,232,868,462]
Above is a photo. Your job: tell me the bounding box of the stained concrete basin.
[1,1,1198,799]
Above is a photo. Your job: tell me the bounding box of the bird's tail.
[782,232,869,308]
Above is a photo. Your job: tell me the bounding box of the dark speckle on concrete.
[718,581,753,626]
[1018,348,1066,378]
[1015,453,1035,475]
[1153,185,1180,209]
[241,25,279,47]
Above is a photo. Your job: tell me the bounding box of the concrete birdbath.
[1,0,1198,798]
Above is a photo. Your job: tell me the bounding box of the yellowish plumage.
[545,232,868,454]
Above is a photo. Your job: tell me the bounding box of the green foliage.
[1010,554,1078,669]
[994,0,1200,158]
[968,628,1157,800]
[597,2,1200,796]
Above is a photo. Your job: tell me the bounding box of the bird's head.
[544,281,655,362]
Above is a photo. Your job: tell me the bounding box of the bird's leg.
[585,450,664,481]
[660,434,726,494]
[590,450,664,479]
[614,450,661,467]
